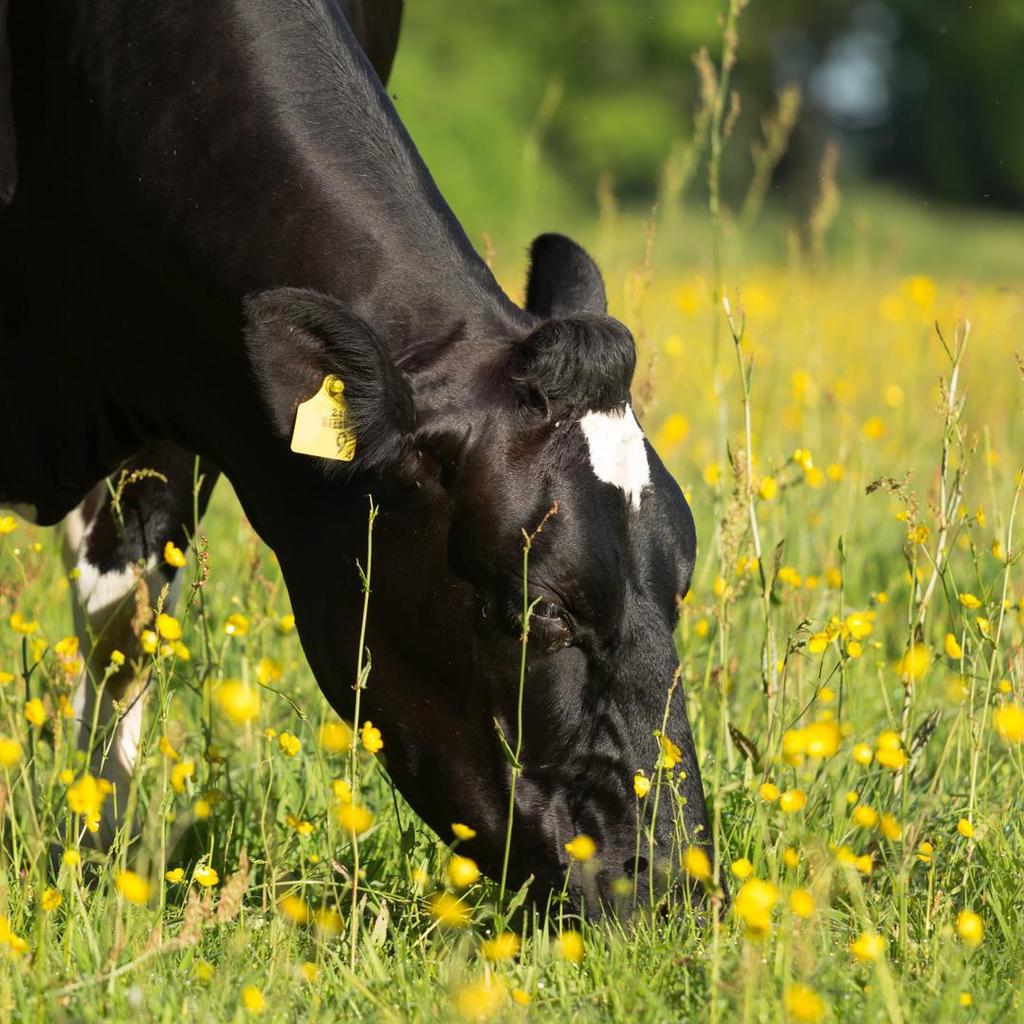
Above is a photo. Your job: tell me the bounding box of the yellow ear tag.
[290,375,357,462]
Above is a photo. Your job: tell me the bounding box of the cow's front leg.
[62,443,219,849]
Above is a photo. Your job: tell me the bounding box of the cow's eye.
[530,600,574,649]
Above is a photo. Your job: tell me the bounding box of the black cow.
[0,0,714,909]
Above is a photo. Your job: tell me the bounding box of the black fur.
[0,0,15,206]
[525,233,608,317]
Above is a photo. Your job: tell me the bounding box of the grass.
[1,196,1023,1021]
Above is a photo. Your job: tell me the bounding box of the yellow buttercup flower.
[481,931,519,961]
[446,855,481,889]
[451,822,477,841]
[278,732,301,757]
[0,515,17,534]
[241,986,264,1014]
[0,917,29,957]
[683,846,712,883]
[959,593,981,610]
[564,835,597,862]
[807,632,830,654]
[156,613,181,641]
[335,801,374,835]
[906,523,928,544]
[278,894,310,924]
[633,772,651,798]
[758,782,780,802]
[945,633,964,659]
[778,788,806,813]
[993,704,1024,743]
[851,931,886,961]
[40,888,61,912]
[285,813,314,837]
[24,698,45,726]
[224,612,250,637]
[0,737,22,768]
[163,541,187,568]
[777,566,802,588]
[656,731,682,770]
[454,976,507,1020]
[215,680,261,725]
[255,657,282,685]
[790,888,815,919]
[734,878,779,939]
[9,612,38,635]
[360,720,383,753]
[557,929,585,962]
[784,983,826,1023]
[896,643,931,681]
[116,870,151,905]
[165,868,185,884]
[731,857,753,880]
[875,730,907,769]
[429,891,471,928]
[170,760,195,794]
[880,813,903,841]
[957,818,975,838]
[319,721,353,754]
[67,774,113,823]
[852,804,878,829]
[956,909,983,947]
[194,864,219,888]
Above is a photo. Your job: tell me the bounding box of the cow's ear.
[0,0,18,206]
[525,233,607,318]
[244,288,414,474]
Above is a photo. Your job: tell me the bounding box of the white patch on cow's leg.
[71,661,149,846]
[579,405,651,510]
[73,556,158,617]
[63,495,179,849]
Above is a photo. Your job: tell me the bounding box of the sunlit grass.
[2,235,1024,1021]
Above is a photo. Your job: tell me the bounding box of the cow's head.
[243,234,712,911]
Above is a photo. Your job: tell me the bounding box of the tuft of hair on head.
[509,314,636,416]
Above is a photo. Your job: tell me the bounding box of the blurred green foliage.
[389,0,1024,243]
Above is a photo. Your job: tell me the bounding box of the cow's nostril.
[623,855,648,878]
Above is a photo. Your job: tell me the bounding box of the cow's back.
[0,0,413,523]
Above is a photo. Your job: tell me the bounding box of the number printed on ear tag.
[290,375,357,461]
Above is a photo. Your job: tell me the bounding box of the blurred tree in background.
[388,0,1024,239]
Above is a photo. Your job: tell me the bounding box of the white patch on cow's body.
[74,555,158,616]
[64,506,90,554]
[579,406,651,510]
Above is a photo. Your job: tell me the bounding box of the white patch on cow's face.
[579,406,650,510]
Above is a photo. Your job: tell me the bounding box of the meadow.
[1,182,1023,1023]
